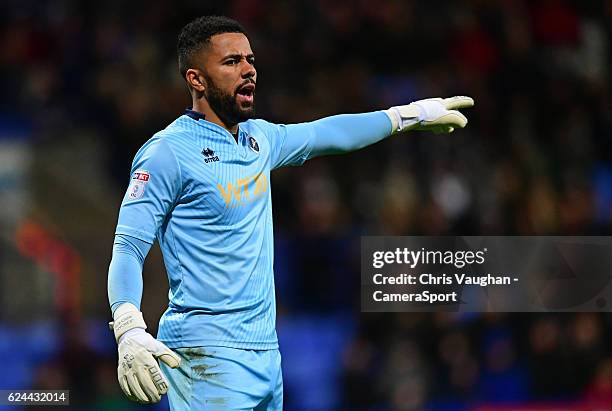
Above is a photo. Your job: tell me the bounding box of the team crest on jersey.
[127,169,150,200]
[248,136,259,153]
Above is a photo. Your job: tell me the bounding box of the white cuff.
[383,108,401,133]
[384,104,422,133]
[109,303,147,341]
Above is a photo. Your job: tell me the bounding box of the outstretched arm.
[265,96,474,168]
[306,96,475,157]
[301,111,393,156]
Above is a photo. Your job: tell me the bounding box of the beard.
[204,75,256,127]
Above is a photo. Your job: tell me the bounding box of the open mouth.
[236,82,255,105]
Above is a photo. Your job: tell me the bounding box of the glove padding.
[117,328,181,404]
[386,96,474,134]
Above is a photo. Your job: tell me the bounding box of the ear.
[185,69,206,92]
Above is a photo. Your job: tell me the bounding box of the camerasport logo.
[127,169,150,200]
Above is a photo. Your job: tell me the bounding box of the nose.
[241,61,256,80]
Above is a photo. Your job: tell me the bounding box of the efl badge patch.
[248,136,259,153]
[127,169,150,200]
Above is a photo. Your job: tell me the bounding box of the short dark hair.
[177,16,248,77]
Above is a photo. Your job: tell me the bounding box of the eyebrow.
[221,53,255,61]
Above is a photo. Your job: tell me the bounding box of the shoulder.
[241,119,285,144]
[131,132,182,179]
[135,117,193,157]
[134,134,174,160]
[155,116,194,144]
[242,119,282,135]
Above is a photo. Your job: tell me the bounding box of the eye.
[225,59,239,65]
[247,56,255,65]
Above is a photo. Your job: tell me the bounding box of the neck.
[192,99,238,134]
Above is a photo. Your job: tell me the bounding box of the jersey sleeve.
[251,119,314,169]
[252,111,392,170]
[107,234,151,315]
[115,137,182,243]
[303,111,392,157]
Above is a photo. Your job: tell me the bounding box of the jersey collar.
[184,108,207,121]
[183,108,246,143]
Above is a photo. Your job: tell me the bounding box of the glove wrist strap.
[383,108,401,133]
[385,104,422,133]
[109,303,147,342]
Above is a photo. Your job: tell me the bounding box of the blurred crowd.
[1,0,612,410]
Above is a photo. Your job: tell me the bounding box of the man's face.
[197,32,257,126]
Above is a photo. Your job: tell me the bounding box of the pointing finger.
[443,96,474,110]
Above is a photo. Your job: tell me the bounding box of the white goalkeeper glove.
[385,96,474,134]
[110,303,181,404]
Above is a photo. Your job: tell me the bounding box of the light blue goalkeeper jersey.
[111,109,391,349]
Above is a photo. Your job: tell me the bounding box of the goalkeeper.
[107,15,473,411]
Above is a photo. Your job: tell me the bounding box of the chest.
[177,132,271,221]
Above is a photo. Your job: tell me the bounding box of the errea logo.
[202,148,219,164]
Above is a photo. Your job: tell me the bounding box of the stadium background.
[1,0,612,410]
